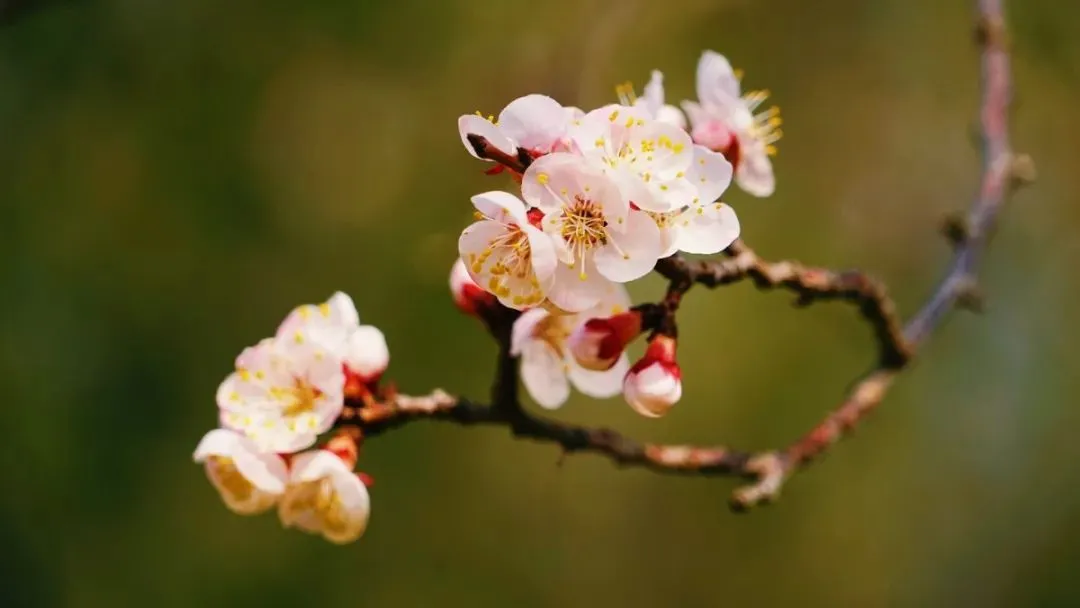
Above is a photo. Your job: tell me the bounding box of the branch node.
[975,14,1007,49]
[1009,153,1037,187]
[729,452,786,512]
[954,276,986,313]
[941,212,971,247]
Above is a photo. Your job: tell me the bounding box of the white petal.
[497,94,568,153]
[230,441,289,494]
[458,219,509,281]
[587,280,633,317]
[680,100,710,129]
[325,292,360,327]
[696,50,742,107]
[193,428,242,461]
[510,308,550,357]
[471,190,528,225]
[688,145,734,203]
[290,449,351,483]
[657,222,680,258]
[656,105,687,130]
[675,202,740,255]
[520,153,583,213]
[736,145,776,197]
[648,176,698,211]
[594,210,662,283]
[520,342,571,409]
[568,353,630,399]
[643,70,665,115]
[321,472,371,544]
[458,114,515,159]
[634,121,694,177]
[545,260,612,313]
[344,325,390,379]
[523,224,558,290]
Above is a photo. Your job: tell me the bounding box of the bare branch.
[337,0,1031,511]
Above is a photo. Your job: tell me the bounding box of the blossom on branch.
[624,335,682,418]
[616,70,687,130]
[511,283,632,409]
[458,94,575,170]
[681,50,781,197]
[192,428,289,515]
[279,436,372,545]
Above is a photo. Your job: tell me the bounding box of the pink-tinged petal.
[688,145,734,203]
[344,325,390,381]
[322,472,371,544]
[636,121,694,177]
[458,114,515,159]
[674,202,741,255]
[615,168,667,213]
[545,260,612,313]
[523,224,558,290]
[567,352,630,399]
[594,211,663,283]
[520,153,580,212]
[736,145,775,197]
[582,279,632,318]
[656,222,680,258]
[471,190,528,225]
[520,341,571,409]
[696,50,742,107]
[511,308,550,357]
[642,70,666,115]
[648,177,698,211]
[497,94,568,153]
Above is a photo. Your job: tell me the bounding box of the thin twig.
[335,0,1030,511]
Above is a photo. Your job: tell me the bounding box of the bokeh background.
[2,0,1078,605]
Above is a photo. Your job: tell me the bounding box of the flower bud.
[691,120,741,170]
[623,336,682,418]
[568,311,643,371]
[344,325,389,383]
[450,258,496,316]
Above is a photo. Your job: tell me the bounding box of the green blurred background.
[2,0,1078,605]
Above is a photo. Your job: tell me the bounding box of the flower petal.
[290,449,350,483]
[523,224,558,290]
[321,472,371,544]
[674,202,741,255]
[688,145,734,203]
[520,341,571,409]
[458,219,509,282]
[520,153,582,213]
[545,259,612,313]
[458,114,516,159]
[511,308,550,357]
[471,190,528,225]
[642,70,665,115]
[736,144,776,197]
[497,94,568,153]
[696,50,742,107]
[680,100,710,129]
[567,352,630,399]
[594,210,663,283]
[231,441,289,494]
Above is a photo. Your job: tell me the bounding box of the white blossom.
[521,154,661,312]
[681,50,781,197]
[458,191,557,310]
[510,283,632,409]
[649,146,741,257]
[279,449,371,544]
[458,94,575,162]
[192,428,289,515]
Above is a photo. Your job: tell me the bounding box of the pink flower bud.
[623,336,682,418]
[343,325,389,383]
[690,120,741,170]
[450,258,496,316]
[568,311,643,371]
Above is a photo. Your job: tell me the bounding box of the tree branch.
[336,0,1032,511]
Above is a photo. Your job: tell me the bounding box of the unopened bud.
[568,311,643,371]
[450,258,496,316]
[691,120,741,170]
[344,325,389,383]
[623,336,682,418]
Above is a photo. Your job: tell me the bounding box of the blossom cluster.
[455,50,779,414]
[193,293,388,544]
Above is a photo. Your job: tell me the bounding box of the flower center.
[741,89,782,156]
[486,227,533,280]
[561,195,610,279]
[534,313,572,359]
[281,378,319,418]
[646,209,678,228]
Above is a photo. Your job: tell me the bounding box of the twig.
[334,0,1031,511]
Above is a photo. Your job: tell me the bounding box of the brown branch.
[337,0,1031,510]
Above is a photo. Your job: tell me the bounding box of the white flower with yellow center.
[510,282,632,409]
[566,103,696,213]
[192,428,289,515]
[458,191,558,310]
[650,146,741,257]
[681,50,781,197]
[279,449,371,545]
[458,94,575,162]
[216,330,346,454]
[275,292,390,383]
[521,153,662,312]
